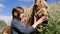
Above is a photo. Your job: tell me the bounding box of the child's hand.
[36,16,45,24]
[32,16,45,28]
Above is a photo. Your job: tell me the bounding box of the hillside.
[35,2,60,34]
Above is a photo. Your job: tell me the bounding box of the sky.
[0,0,60,16]
[0,0,60,25]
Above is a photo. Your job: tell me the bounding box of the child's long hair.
[12,7,24,20]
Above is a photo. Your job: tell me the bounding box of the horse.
[22,0,49,26]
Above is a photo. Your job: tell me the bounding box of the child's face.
[19,9,25,19]
[14,9,24,19]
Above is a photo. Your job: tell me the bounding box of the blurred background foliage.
[0,20,6,34]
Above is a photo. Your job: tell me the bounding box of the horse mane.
[21,4,34,26]
[21,0,49,26]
